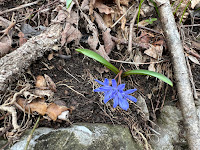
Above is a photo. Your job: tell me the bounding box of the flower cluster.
[94,78,137,111]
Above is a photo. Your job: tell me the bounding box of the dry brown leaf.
[144,45,163,60]
[52,9,69,23]
[81,0,89,10]
[133,50,144,67]
[44,74,57,92]
[94,0,114,14]
[191,0,200,9]
[66,11,79,25]
[46,103,70,121]
[88,35,110,61]
[188,55,200,65]
[138,31,151,44]
[148,63,156,72]
[61,23,82,46]
[18,32,27,46]
[16,98,71,121]
[0,36,12,57]
[94,12,115,55]
[119,0,130,6]
[48,53,54,60]
[102,29,115,54]
[35,75,47,88]
[192,41,200,50]
[17,98,47,115]
[103,14,113,27]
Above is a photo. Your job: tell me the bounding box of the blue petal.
[112,79,117,88]
[113,95,119,108]
[117,84,125,91]
[104,78,109,85]
[104,90,114,103]
[94,86,111,92]
[119,98,129,111]
[95,79,105,85]
[126,95,137,102]
[124,89,137,94]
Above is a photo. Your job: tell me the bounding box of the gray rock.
[151,105,188,150]
[10,123,142,150]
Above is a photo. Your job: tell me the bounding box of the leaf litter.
[0,0,200,149]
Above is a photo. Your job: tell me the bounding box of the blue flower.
[94,78,137,111]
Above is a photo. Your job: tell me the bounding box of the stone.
[10,123,142,150]
[151,105,188,150]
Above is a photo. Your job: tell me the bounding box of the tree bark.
[155,0,200,149]
[0,24,62,93]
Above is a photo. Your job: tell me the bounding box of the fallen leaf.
[144,45,163,60]
[17,98,47,115]
[0,36,12,57]
[34,89,54,98]
[48,53,54,60]
[102,29,115,54]
[119,0,130,6]
[94,12,115,54]
[188,54,200,65]
[192,41,200,50]
[61,23,82,46]
[35,75,47,88]
[44,74,57,92]
[16,98,71,121]
[88,35,110,61]
[46,103,70,121]
[148,63,156,72]
[103,14,113,27]
[94,0,114,14]
[191,0,200,9]
[18,32,27,46]
[52,9,69,23]
[81,0,89,10]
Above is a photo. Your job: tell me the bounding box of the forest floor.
[0,0,200,149]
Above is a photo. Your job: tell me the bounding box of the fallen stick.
[155,0,200,149]
[0,23,62,93]
[0,0,40,15]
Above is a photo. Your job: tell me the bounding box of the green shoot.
[145,18,157,24]
[122,70,173,86]
[149,0,160,17]
[137,0,144,26]
[173,0,183,15]
[180,1,191,23]
[76,49,119,74]
[66,0,73,9]
[76,49,173,86]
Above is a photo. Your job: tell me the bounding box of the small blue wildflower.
[94,78,137,111]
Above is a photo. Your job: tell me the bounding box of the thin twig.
[185,56,198,100]
[111,4,135,28]
[128,8,139,53]
[58,84,85,98]
[181,24,200,27]
[0,0,40,15]
[63,68,80,83]
[110,59,164,65]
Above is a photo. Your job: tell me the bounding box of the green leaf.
[66,0,72,9]
[76,49,120,74]
[137,0,144,25]
[122,69,173,86]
